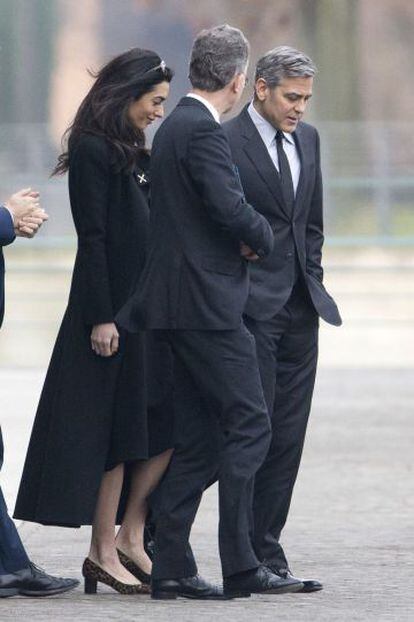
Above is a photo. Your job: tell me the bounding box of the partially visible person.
[1,189,78,598]
[14,49,175,595]
[224,46,341,592]
[1,188,45,324]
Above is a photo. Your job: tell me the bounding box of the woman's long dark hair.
[52,48,173,175]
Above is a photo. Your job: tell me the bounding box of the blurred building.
[0,0,413,244]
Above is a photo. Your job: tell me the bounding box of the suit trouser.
[0,428,30,575]
[244,279,319,569]
[151,324,271,579]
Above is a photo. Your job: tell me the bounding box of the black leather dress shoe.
[224,565,303,598]
[268,565,323,593]
[0,562,79,597]
[152,574,225,600]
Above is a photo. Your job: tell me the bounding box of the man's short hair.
[255,45,317,88]
[189,24,249,92]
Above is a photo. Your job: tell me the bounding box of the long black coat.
[223,106,341,326]
[14,134,173,527]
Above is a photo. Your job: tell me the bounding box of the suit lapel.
[239,108,290,218]
[292,124,310,216]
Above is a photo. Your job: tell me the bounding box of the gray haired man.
[224,46,341,592]
[118,26,304,599]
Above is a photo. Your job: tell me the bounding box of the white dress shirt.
[186,93,221,124]
[247,102,301,196]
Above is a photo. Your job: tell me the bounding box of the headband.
[143,59,167,77]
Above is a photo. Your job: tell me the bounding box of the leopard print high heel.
[82,558,150,595]
[117,549,151,585]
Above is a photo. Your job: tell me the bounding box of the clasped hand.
[5,187,49,237]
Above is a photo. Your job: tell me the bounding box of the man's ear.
[255,78,268,102]
[233,73,245,94]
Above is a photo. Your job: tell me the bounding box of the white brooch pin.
[136,171,148,185]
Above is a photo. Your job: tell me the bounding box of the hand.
[15,208,49,238]
[91,323,119,357]
[4,188,41,226]
[240,242,260,262]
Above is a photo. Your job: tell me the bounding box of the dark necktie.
[275,130,295,213]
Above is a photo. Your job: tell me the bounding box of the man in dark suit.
[224,46,342,592]
[0,189,78,597]
[117,26,304,599]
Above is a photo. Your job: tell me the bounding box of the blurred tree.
[0,0,56,123]
[176,0,304,114]
[49,0,100,145]
[301,0,360,120]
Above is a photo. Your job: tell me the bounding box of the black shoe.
[224,565,303,598]
[0,580,19,598]
[0,562,79,597]
[268,565,323,593]
[152,574,225,600]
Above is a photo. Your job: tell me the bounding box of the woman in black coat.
[14,49,174,594]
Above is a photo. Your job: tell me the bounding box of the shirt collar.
[247,101,294,146]
[187,93,221,124]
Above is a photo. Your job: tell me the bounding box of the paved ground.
[0,248,413,620]
[1,368,413,621]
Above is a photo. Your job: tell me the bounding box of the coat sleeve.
[69,136,114,325]
[186,120,274,257]
[306,129,324,282]
[0,206,16,247]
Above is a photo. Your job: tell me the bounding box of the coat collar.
[186,93,220,123]
[177,96,218,123]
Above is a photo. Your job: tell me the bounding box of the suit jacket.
[117,97,274,331]
[0,206,16,329]
[223,105,341,326]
